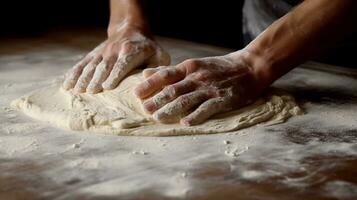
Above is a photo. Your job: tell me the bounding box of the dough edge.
[11,71,303,136]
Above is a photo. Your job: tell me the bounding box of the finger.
[63,42,107,90]
[143,79,197,113]
[102,51,147,90]
[73,56,102,93]
[142,66,166,79]
[62,56,92,90]
[86,59,115,93]
[134,66,186,99]
[180,97,230,126]
[153,90,210,123]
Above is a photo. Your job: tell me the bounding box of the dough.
[11,71,303,136]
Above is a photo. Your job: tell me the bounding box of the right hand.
[62,23,170,93]
[134,51,271,126]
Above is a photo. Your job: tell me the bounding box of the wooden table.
[0,30,357,200]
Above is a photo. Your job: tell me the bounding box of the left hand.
[62,23,170,94]
[135,51,270,126]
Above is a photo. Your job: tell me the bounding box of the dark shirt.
[243,0,356,67]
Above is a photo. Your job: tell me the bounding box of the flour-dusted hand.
[63,23,170,94]
[135,51,272,126]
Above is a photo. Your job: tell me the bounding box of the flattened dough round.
[11,71,302,136]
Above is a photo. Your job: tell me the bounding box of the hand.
[135,51,270,126]
[63,23,170,93]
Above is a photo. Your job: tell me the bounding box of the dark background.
[0,1,244,49]
[1,1,356,67]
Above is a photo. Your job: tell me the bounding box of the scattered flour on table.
[1,35,357,199]
[10,70,303,136]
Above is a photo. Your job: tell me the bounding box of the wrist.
[229,49,275,89]
[107,19,150,38]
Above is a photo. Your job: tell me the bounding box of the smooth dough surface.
[11,71,303,136]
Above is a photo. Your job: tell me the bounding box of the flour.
[2,33,357,199]
[11,70,302,136]
[224,145,249,157]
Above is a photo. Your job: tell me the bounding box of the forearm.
[241,0,357,86]
[108,0,149,36]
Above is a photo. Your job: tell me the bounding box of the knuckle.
[158,68,176,80]
[110,42,120,50]
[191,85,214,96]
[100,61,112,71]
[192,71,208,81]
[182,79,196,88]
[177,95,191,107]
[158,69,170,79]
[104,44,119,57]
[121,41,136,52]
[163,85,178,98]
[216,88,232,97]
[183,59,201,72]
[184,59,199,66]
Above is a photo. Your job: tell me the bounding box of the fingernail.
[152,112,160,121]
[153,111,165,122]
[62,84,70,90]
[143,101,156,113]
[142,69,152,77]
[62,80,74,90]
[87,86,102,94]
[101,82,110,90]
[73,87,85,94]
[134,87,141,98]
